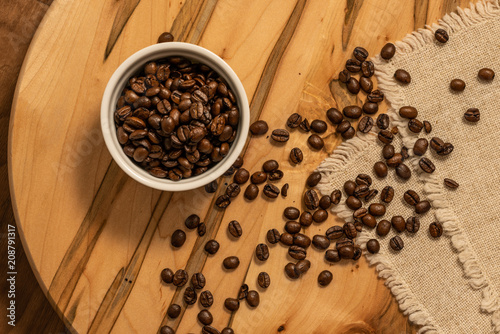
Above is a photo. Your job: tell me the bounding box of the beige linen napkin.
[316,1,500,333]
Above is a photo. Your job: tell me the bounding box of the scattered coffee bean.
[308,134,325,150]
[356,174,372,186]
[343,106,363,119]
[386,153,402,167]
[199,290,214,308]
[362,60,375,77]
[173,269,188,287]
[300,212,313,227]
[347,77,361,94]
[438,142,454,156]
[306,172,322,187]
[311,119,328,134]
[197,223,206,237]
[404,190,420,206]
[376,114,390,131]
[381,43,396,59]
[289,147,304,164]
[294,259,311,275]
[339,70,351,83]
[285,263,299,279]
[158,32,175,43]
[244,184,259,200]
[304,189,320,210]
[161,268,174,284]
[360,76,373,93]
[363,102,379,115]
[343,222,357,239]
[478,68,495,81]
[251,171,267,184]
[246,290,260,307]
[171,229,186,248]
[299,118,311,132]
[336,238,354,250]
[367,89,384,103]
[294,233,311,248]
[394,69,411,84]
[450,79,465,91]
[319,195,332,210]
[205,180,218,193]
[225,183,241,198]
[354,184,370,198]
[429,222,443,238]
[434,29,449,43]
[285,221,301,234]
[191,273,206,290]
[346,58,362,72]
[288,245,307,260]
[312,209,328,223]
[228,220,242,238]
[406,216,420,233]
[325,249,341,263]
[326,108,344,124]
[419,157,435,173]
[340,124,356,139]
[390,236,404,251]
[408,118,423,133]
[255,243,270,262]
[326,226,344,240]
[238,284,249,300]
[271,129,290,142]
[224,298,240,312]
[346,196,362,210]
[318,270,333,286]
[378,129,394,144]
[415,200,431,214]
[287,113,302,128]
[464,108,480,122]
[358,116,374,133]
[221,328,234,334]
[250,120,268,135]
[262,183,280,198]
[185,214,200,230]
[361,214,377,228]
[267,229,281,244]
[204,240,220,255]
[373,161,388,178]
[167,303,181,318]
[369,203,386,217]
[444,178,459,189]
[262,160,279,173]
[380,186,394,203]
[430,137,445,152]
[365,189,378,202]
[396,163,411,180]
[223,167,236,177]
[160,326,175,334]
[198,309,213,326]
[233,168,250,184]
[232,157,244,169]
[216,195,231,209]
[258,272,271,288]
[353,46,369,61]
[330,189,342,205]
[202,326,220,334]
[353,246,362,260]
[366,239,380,254]
[413,138,428,156]
[376,219,391,236]
[391,216,406,232]
[423,121,432,133]
[223,256,240,270]
[399,106,418,119]
[382,144,395,160]
[353,208,368,219]
[312,235,331,250]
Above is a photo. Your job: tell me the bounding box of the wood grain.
[5,0,472,333]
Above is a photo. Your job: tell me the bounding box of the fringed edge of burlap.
[370,0,500,332]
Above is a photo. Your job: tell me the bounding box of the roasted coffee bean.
[312,235,331,250]
[408,118,423,133]
[353,246,362,260]
[464,108,480,122]
[354,184,370,198]
[280,232,294,246]
[367,89,384,103]
[202,326,221,334]
[396,163,411,180]
[391,216,406,232]
[355,174,372,186]
[341,126,356,140]
[339,70,351,83]
[319,195,332,210]
[199,290,214,308]
[406,217,420,233]
[251,171,267,184]
[415,200,431,214]
[284,207,300,220]
[191,273,206,290]
[376,114,390,131]
[429,222,443,238]
[185,214,200,229]
[223,256,240,270]
[382,145,395,160]
[244,184,259,200]
[326,226,344,240]
[267,229,281,244]
[285,221,302,234]
[343,106,363,119]
[381,43,396,59]
[345,181,357,196]
[228,220,242,238]
[330,189,342,205]
[304,189,320,210]
[250,120,268,135]
[233,168,250,184]
[336,120,351,134]
[271,129,290,142]
[293,233,311,248]
[197,223,206,237]
[310,119,328,134]
[374,161,388,178]
[419,157,435,173]
[225,183,241,198]
[198,310,213,326]
[326,108,343,124]
[167,303,181,318]
[224,298,240,312]
[413,138,428,156]
[300,212,313,227]
[369,203,386,217]
[269,169,284,181]
[221,328,234,334]
[346,196,362,210]
[232,156,244,168]
[358,116,374,133]
[161,268,174,284]
[204,240,220,255]
[423,121,432,133]
[390,236,404,251]
[378,129,394,144]
[308,134,324,150]
[263,183,280,198]
[404,190,420,206]
[399,106,418,119]
[376,219,391,236]
[363,102,379,115]
[438,142,454,156]
[391,126,399,135]
[338,245,355,259]
[262,160,279,173]
[450,79,466,91]
[444,178,459,189]
[258,272,271,288]
[171,229,186,248]
[294,259,311,275]
[347,77,361,94]
[216,195,231,208]
[287,113,303,128]
[336,238,354,250]
[361,60,375,77]
[430,137,445,152]
[478,68,495,81]
[360,76,373,93]
[255,243,270,261]
[205,180,218,193]
[288,246,307,260]
[343,222,357,239]
[361,213,376,228]
[289,147,304,164]
[299,118,311,132]
[160,326,175,334]
[173,269,188,287]
[366,239,380,254]
[246,290,260,308]
[158,32,175,43]
[285,263,299,279]
[346,58,362,72]
[325,249,341,262]
[238,284,249,300]
[306,172,322,188]
[394,69,411,84]
[318,270,333,286]
[434,28,449,43]
[365,189,378,202]
[353,46,369,61]
[312,209,328,223]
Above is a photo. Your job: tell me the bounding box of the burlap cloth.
[316,1,500,333]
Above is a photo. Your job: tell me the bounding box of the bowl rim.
[101,42,249,191]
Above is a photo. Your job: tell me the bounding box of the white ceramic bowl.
[101,42,249,191]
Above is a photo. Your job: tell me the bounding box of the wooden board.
[8,0,468,333]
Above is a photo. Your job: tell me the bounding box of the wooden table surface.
[2,0,469,333]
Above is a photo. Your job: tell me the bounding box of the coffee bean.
[361,60,375,77]
[356,174,372,186]
[205,180,218,193]
[308,134,325,150]
[318,270,333,286]
[444,178,459,189]
[221,328,234,334]
[304,189,320,210]
[325,249,341,262]
[173,269,188,287]
[341,125,356,139]
[269,170,284,181]
[233,168,249,184]
[312,209,328,223]
[184,214,200,230]
[434,29,449,43]
[251,171,267,184]
[238,284,249,300]
[288,245,307,260]
[354,184,370,198]
[363,102,378,115]
[197,223,206,237]
[365,189,378,202]
[438,142,454,156]
[376,114,390,131]
[369,203,386,217]
[430,137,444,152]
[319,195,332,210]
[408,118,423,133]
[330,189,342,205]
[391,216,406,232]
[223,256,240,270]
[382,145,395,160]
[360,76,373,93]
[339,70,351,83]
[394,69,411,84]
[311,119,328,134]
[250,120,268,135]
[353,46,369,61]
[299,118,311,132]
[346,196,362,210]
[157,32,174,43]
[287,113,303,128]
[343,222,357,239]
[285,221,302,234]
[402,190,419,207]
[161,268,174,284]
[368,89,384,103]
[450,79,465,91]
[171,229,186,248]
[198,309,213,326]
[246,290,260,307]
[358,116,374,133]
[282,208,299,221]
[190,273,206,290]
[293,233,311,248]
[324,226,343,241]
[300,212,313,227]
[381,43,396,59]
[225,183,241,198]
[415,200,431,214]
[336,238,354,250]
[326,108,343,124]
[346,58,362,72]
[478,68,495,81]
[399,106,418,119]
[258,272,271,288]
[396,163,411,180]
[244,184,259,200]
[376,220,391,236]
[254,243,270,262]
[227,220,242,238]
[199,290,214,308]
[224,298,240,312]
[406,217,420,233]
[419,157,435,174]
[464,108,480,122]
[386,153,402,167]
[413,138,428,156]
[305,172,321,188]
[204,240,220,255]
[263,183,280,198]
[390,236,404,251]
[215,195,231,208]
[429,222,443,238]
[202,326,221,334]
[312,235,331,250]
[360,213,376,228]
[285,263,299,279]
[378,129,394,144]
[336,120,351,134]
[343,106,363,119]
[338,245,354,259]
[160,326,175,334]
[262,160,279,173]
[294,259,311,275]
[374,161,388,178]
[366,239,380,254]
[167,303,181,318]
[347,77,361,94]
[271,129,290,142]
[266,229,281,244]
